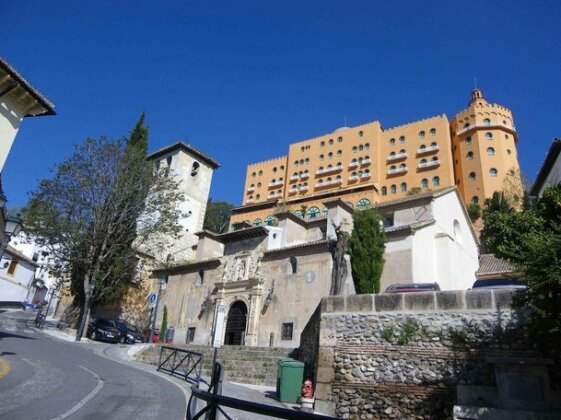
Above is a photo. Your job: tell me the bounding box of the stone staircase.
[136,344,299,387]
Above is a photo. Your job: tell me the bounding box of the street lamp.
[149,274,168,343]
[0,213,23,260]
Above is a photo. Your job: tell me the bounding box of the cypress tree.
[348,209,386,294]
[127,112,149,154]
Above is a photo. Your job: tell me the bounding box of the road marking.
[0,357,10,380]
[49,365,104,420]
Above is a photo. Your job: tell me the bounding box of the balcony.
[247,186,255,192]
[387,166,408,175]
[290,175,299,181]
[300,172,310,179]
[456,122,516,136]
[268,191,283,199]
[349,161,359,168]
[386,152,407,162]
[360,172,371,179]
[315,179,343,188]
[417,145,439,155]
[349,174,358,181]
[315,166,342,175]
[359,158,371,165]
[246,198,254,203]
[418,159,441,169]
[268,180,284,188]
[289,187,298,194]
[299,185,309,191]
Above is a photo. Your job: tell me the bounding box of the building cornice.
[147,142,220,169]
[262,239,331,260]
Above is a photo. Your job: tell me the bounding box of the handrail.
[187,362,338,420]
[157,346,204,384]
[188,385,338,420]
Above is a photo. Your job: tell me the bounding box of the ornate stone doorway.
[224,301,247,345]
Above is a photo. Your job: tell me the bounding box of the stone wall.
[313,290,556,419]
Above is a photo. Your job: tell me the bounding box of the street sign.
[212,303,226,348]
[148,293,157,308]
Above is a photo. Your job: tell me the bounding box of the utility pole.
[149,275,167,343]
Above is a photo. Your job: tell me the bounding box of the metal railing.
[158,346,204,384]
[187,362,338,420]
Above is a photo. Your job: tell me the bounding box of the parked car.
[384,283,441,293]
[87,318,121,343]
[471,278,526,290]
[115,321,146,344]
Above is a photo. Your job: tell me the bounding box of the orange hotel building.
[230,89,521,227]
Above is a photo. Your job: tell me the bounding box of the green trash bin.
[276,358,305,404]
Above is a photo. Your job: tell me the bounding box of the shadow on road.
[0,352,16,356]
[0,331,36,341]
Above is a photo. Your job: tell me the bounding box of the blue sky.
[3,1,560,209]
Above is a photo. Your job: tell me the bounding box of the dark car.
[87,318,121,343]
[115,321,146,344]
[472,278,526,290]
[384,283,441,293]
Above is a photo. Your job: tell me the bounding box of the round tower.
[451,89,522,207]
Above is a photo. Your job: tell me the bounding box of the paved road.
[0,311,187,420]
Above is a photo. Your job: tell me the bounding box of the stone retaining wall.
[313,290,547,419]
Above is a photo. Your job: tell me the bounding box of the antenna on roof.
[344,115,347,126]
[473,76,478,89]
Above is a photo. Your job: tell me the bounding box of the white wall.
[0,99,24,172]
[538,153,561,196]
[0,253,36,302]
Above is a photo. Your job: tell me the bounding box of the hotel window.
[307,207,320,218]
[485,132,493,140]
[358,145,363,151]
[399,136,405,143]
[390,185,397,194]
[430,142,437,148]
[336,175,342,181]
[430,128,436,136]
[253,218,262,226]
[431,156,438,162]
[419,131,425,138]
[294,160,299,166]
[464,122,470,129]
[257,182,262,187]
[399,149,405,155]
[327,153,333,159]
[280,165,284,170]
[472,196,479,204]
[305,158,310,164]
[258,170,263,176]
[400,182,407,192]
[381,186,387,196]
[352,146,358,153]
[389,151,396,158]
[487,147,495,156]
[248,195,253,200]
[389,138,395,146]
[329,139,334,145]
[420,158,427,165]
[421,178,428,189]
[468,172,477,181]
[337,150,342,157]
[466,136,472,145]
[320,141,325,147]
[337,136,343,142]
[507,149,512,155]
[357,198,371,209]
[364,143,370,150]
[419,144,426,151]
[489,168,498,177]
[264,216,276,226]
[399,163,406,169]
[319,154,324,161]
[281,322,294,341]
[483,118,491,126]
[467,152,474,160]
[390,165,397,171]
[358,131,363,137]
[273,167,277,173]
[433,176,440,187]
[256,194,261,199]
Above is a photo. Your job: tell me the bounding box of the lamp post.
[149,274,167,343]
[0,213,23,259]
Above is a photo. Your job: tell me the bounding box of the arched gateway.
[224,301,247,345]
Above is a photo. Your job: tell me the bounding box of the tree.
[348,209,386,294]
[203,199,234,233]
[23,136,184,341]
[160,304,168,342]
[466,203,482,222]
[481,184,561,352]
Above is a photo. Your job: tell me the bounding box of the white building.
[0,57,55,266]
[0,245,39,305]
[531,138,561,198]
[376,187,479,291]
[146,142,220,262]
